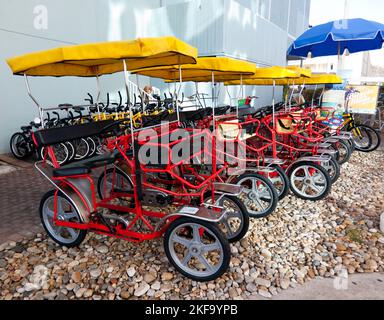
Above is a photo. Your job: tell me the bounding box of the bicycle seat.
[21,126,32,131]
[53,166,91,178]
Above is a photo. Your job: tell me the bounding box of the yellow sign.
[345,85,379,115]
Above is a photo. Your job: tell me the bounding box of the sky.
[310,0,384,66]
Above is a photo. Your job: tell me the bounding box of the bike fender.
[59,184,91,223]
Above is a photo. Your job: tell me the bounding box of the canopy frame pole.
[288,80,295,111]
[176,65,183,124]
[96,75,101,116]
[272,80,276,130]
[24,74,44,129]
[123,60,134,151]
[311,84,318,108]
[211,72,216,131]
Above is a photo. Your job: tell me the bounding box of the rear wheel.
[288,161,331,201]
[234,173,278,219]
[97,167,133,199]
[164,217,230,282]
[203,194,249,243]
[39,190,87,247]
[260,165,290,200]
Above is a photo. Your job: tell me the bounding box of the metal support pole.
[96,75,101,115]
[24,74,45,129]
[123,60,134,149]
[272,80,276,129]
[311,84,318,108]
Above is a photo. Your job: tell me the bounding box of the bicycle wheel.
[349,125,372,151]
[86,137,97,158]
[10,132,31,159]
[288,161,331,201]
[321,157,340,184]
[203,194,249,243]
[332,139,352,165]
[40,143,69,165]
[65,142,76,163]
[351,124,381,152]
[40,190,87,247]
[261,165,290,200]
[164,217,230,282]
[74,138,90,160]
[234,173,278,219]
[97,167,133,199]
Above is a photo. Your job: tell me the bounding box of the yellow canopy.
[132,56,256,82]
[223,66,300,85]
[225,73,342,86]
[285,66,312,78]
[7,36,198,77]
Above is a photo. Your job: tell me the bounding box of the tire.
[39,190,87,248]
[260,165,290,200]
[74,138,90,160]
[40,143,70,165]
[203,193,249,243]
[65,142,76,163]
[86,137,97,158]
[327,143,340,162]
[288,161,331,201]
[97,167,133,199]
[350,124,381,152]
[333,139,352,165]
[322,157,340,184]
[234,173,278,219]
[164,217,230,282]
[10,132,31,159]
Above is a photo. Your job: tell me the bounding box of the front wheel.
[164,217,230,282]
[234,173,278,219]
[40,190,87,247]
[10,132,31,159]
[203,194,249,243]
[350,125,381,152]
[288,161,331,201]
[260,165,290,200]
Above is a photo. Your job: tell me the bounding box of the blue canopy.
[288,18,384,58]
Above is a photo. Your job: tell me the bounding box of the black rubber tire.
[203,193,249,243]
[323,157,340,184]
[333,139,352,165]
[351,124,381,152]
[39,190,87,248]
[265,165,290,200]
[10,132,31,159]
[234,173,278,219]
[288,161,331,201]
[97,167,133,200]
[163,217,230,282]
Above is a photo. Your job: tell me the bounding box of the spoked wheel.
[332,139,352,165]
[97,167,133,199]
[65,142,76,163]
[260,165,290,200]
[39,190,87,247]
[350,125,381,152]
[40,144,69,165]
[164,217,230,282]
[10,133,31,159]
[74,138,90,160]
[234,173,278,218]
[86,137,97,158]
[288,161,331,201]
[321,157,340,184]
[203,194,249,243]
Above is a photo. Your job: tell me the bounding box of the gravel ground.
[0,150,383,300]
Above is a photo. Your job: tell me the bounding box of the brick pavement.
[0,165,49,243]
